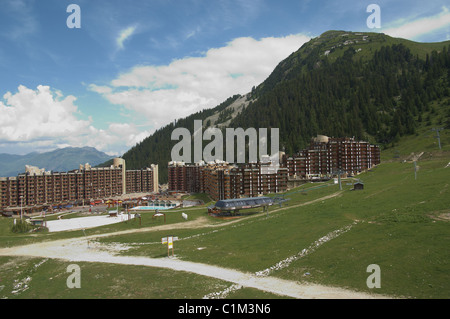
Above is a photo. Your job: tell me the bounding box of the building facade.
[168,159,288,201]
[126,164,159,194]
[284,135,380,179]
[168,135,380,201]
[0,158,158,210]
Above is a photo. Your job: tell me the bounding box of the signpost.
[162,236,179,257]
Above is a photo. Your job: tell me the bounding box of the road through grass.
[1,158,449,298]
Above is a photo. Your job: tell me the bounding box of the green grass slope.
[96,156,449,298]
[1,154,449,298]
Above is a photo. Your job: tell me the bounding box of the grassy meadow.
[92,158,449,298]
[0,151,449,299]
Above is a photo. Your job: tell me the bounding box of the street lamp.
[20,195,23,220]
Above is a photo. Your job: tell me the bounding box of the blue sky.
[0,0,449,156]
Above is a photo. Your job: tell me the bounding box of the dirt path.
[0,191,389,299]
[0,237,387,299]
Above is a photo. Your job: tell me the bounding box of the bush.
[11,219,34,233]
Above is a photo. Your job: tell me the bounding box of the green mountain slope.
[100,94,243,181]
[107,30,450,183]
[232,30,450,154]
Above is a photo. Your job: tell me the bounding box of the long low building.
[208,196,274,215]
[0,158,159,213]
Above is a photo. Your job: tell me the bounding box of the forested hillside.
[232,41,450,154]
[102,95,242,182]
[101,31,450,184]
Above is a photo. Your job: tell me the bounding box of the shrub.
[11,219,34,233]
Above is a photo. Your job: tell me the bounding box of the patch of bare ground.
[429,210,450,222]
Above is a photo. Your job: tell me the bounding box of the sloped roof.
[214,197,274,210]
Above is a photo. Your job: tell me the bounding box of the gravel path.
[0,191,390,299]
[0,237,387,299]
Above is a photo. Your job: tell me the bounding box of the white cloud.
[107,123,151,147]
[185,26,202,40]
[0,85,89,142]
[382,7,450,40]
[0,35,311,155]
[65,123,150,156]
[116,26,136,49]
[0,85,149,155]
[90,34,310,128]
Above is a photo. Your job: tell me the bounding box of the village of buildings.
[0,135,380,219]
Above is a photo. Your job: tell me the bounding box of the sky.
[0,0,449,156]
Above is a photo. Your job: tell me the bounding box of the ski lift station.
[208,196,274,215]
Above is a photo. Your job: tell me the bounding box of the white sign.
[162,236,179,244]
[162,236,179,257]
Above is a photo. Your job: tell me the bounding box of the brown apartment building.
[285,135,380,179]
[168,159,288,201]
[0,158,158,212]
[126,164,159,194]
[168,135,380,201]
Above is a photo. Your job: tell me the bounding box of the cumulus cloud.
[90,34,310,128]
[0,85,149,155]
[0,85,89,141]
[64,122,150,156]
[106,123,151,148]
[382,6,450,40]
[1,34,311,155]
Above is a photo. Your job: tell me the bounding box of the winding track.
[0,192,389,299]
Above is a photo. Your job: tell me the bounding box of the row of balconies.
[0,183,128,207]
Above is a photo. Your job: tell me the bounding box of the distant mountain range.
[0,147,114,177]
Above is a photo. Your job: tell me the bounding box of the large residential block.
[168,158,288,201]
[284,135,381,178]
[168,135,380,201]
[0,158,158,211]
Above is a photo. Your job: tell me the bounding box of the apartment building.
[227,162,288,199]
[167,135,379,201]
[126,164,159,194]
[168,160,214,194]
[285,135,380,179]
[168,159,288,201]
[0,158,158,211]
